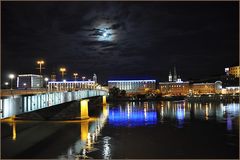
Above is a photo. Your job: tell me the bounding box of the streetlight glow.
[73,73,78,81]
[60,67,67,80]
[9,74,15,79]
[44,77,49,82]
[8,74,15,90]
[37,60,44,65]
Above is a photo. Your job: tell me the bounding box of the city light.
[36,60,45,74]
[82,76,86,81]
[9,74,15,79]
[60,67,66,80]
[8,74,15,90]
[73,73,78,81]
[44,77,49,82]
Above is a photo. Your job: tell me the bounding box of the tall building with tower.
[173,66,177,82]
[93,73,97,83]
[168,71,172,82]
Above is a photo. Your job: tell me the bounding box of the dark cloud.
[2,1,239,83]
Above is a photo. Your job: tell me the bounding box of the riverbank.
[108,94,239,102]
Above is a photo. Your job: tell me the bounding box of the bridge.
[0,88,108,119]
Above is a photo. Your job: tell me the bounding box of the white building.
[108,80,156,92]
[17,74,43,89]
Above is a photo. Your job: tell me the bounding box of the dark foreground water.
[1,101,239,159]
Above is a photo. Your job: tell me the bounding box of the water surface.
[1,101,239,159]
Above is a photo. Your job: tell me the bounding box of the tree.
[120,90,126,97]
[109,87,120,98]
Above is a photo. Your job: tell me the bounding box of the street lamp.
[73,73,78,81]
[60,67,66,80]
[8,74,15,90]
[37,60,45,75]
[82,76,86,81]
[4,82,9,89]
[44,77,49,92]
[37,60,45,88]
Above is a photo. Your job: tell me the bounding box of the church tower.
[173,66,177,82]
[93,73,97,83]
[168,71,172,82]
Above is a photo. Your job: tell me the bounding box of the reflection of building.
[17,74,43,89]
[108,80,156,92]
[225,66,240,78]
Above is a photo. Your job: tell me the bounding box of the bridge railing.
[0,89,108,119]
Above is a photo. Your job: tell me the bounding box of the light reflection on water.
[2,101,239,159]
[107,101,239,129]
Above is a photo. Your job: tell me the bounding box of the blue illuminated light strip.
[108,80,156,83]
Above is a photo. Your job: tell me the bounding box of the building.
[173,66,177,82]
[48,80,96,91]
[225,66,240,78]
[93,73,97,83]
[50,73,57,82]
[159,81,190,96]
[17,74,43,89]
[221,86,240,94]
[159,69,223,96]
[190,83,216,95]
[108,80,156,93]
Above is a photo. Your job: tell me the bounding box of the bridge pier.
[80,100,89,120]
[102,95,107,105]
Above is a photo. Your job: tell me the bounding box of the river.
[1,101,239,159]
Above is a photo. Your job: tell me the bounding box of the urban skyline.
[1,1,239,159]
[2,1,239,84]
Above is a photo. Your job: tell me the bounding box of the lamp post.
[60,67,66,80]
[4,82,9,89]
[44,77,49,92]
[37,60,45,88]
[73,73,78,81]
[73,73,78,90]
[82,76,86,81]
[9,74,15,90]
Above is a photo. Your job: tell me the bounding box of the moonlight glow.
[98,29,113,41]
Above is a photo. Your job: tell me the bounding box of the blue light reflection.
[108,107,157,127]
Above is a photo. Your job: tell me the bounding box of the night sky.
[2,1,239,84]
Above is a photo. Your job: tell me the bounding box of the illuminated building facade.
[191,83,216,94]
[17,74,43,89]
[159,81,190,96]
[225,66,240,78]
[159,71,223,95]
[108,80,156,92]
[221,86,240,94]
[50,73,56,82]
[48,80,96,91]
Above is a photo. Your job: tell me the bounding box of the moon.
[103,32,107,37]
